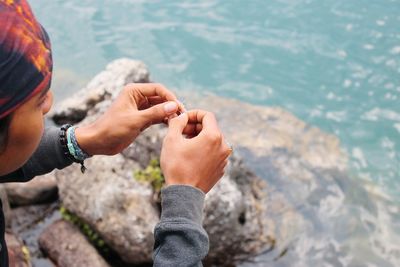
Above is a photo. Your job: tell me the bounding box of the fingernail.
[164,102,178,113]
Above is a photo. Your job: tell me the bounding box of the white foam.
[352,147,368,168]
[326,111,346,122]
[337,50,347,58]
[384,83,395,90]
[376,20,386,26]
[362,108,400,122]
[309,108,323,118]
[364,44,375,50]
[381,137,395,149]
[327,92,335,99]
[346,24,353,31]
[343,79,352,88]
[394,123,400,134]
[390,46,400,55]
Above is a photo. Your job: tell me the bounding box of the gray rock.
[5,172,58,206]
[55,154,159,264]
[0,185,11,228]
[50,58,150,125]
[5,232,32,267]
[55,153,272,266]
[11,202,61,260]
[203,157,274,266]
[180,92,346,172]
[39,219,110,267]
[44,58,303,266]
[46,58,360,266]
[121,125,167,168]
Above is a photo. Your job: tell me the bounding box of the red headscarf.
[0,0,52,119]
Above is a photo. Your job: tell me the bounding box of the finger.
[182,123,203,136]
[199,112,221,135]
[147,96,165,105]
[186,109,208,124]
[186,110,220,134]
[217,159,229,174]
[223,158,229,167]
[137,96,164,110]
[139,101,179,124]
[221,136,233,159]
[177,100,187,113]
[126,83,178,102]
[168,113,189,138]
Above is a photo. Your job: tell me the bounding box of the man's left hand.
[75,83,181,155]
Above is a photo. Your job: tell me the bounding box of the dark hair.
[0,115,11,153]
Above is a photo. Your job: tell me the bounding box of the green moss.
[134,159,165,193]
[60,206,110,254]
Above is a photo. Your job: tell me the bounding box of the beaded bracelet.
[67,126,90,161]
[59,124,89,173]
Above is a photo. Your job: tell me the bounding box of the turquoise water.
[30,0,399,266]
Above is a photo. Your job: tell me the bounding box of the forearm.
[22,126,73,179]
[2,126,72,183]
[153,185,209,267]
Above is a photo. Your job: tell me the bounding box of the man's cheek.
[9,112,44,152]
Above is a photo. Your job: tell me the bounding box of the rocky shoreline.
[3,58,383,267]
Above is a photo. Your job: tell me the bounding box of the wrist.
[74,124,100,156]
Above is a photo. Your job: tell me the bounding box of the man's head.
[0,0,53,176]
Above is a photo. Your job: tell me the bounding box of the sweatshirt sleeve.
[153,185,209,267]
[0,126,73,183]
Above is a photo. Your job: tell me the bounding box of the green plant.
[60,206,109,253]
[134,159,165,193]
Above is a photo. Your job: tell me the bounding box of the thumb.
[139,101,179,124]
[168,113,189,137]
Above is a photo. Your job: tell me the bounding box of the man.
[0,0,231,266]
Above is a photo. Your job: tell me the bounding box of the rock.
[55,152,273,266]
[39,219,110,267]
[5,172,58,206]
[203,157,274,266]
[121,125,167,168]
[5,232,32,267]
[55,154,159,264]
[11,202,61,260]
[45,58,298,266]
[45,58,364,266]
[50,58,150,125]
[180,92,346,172]
[0,185,12,228]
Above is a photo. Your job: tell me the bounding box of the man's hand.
[75,83,182,155]
[160,110,232,194]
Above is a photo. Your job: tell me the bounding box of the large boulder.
[4,173,58,206]
[49,58,386,266]
[49,59,274,266]
[49,58,150,125]
[55,151,272,266]
[55,154,159,264]
[203,157,274,266]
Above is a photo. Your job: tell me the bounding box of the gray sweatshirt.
[0,126,209,267]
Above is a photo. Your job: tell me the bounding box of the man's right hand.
[160,110,232,194]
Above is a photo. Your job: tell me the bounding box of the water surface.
[30,0,400,266]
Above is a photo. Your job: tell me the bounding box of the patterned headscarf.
[0,0,52,119]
